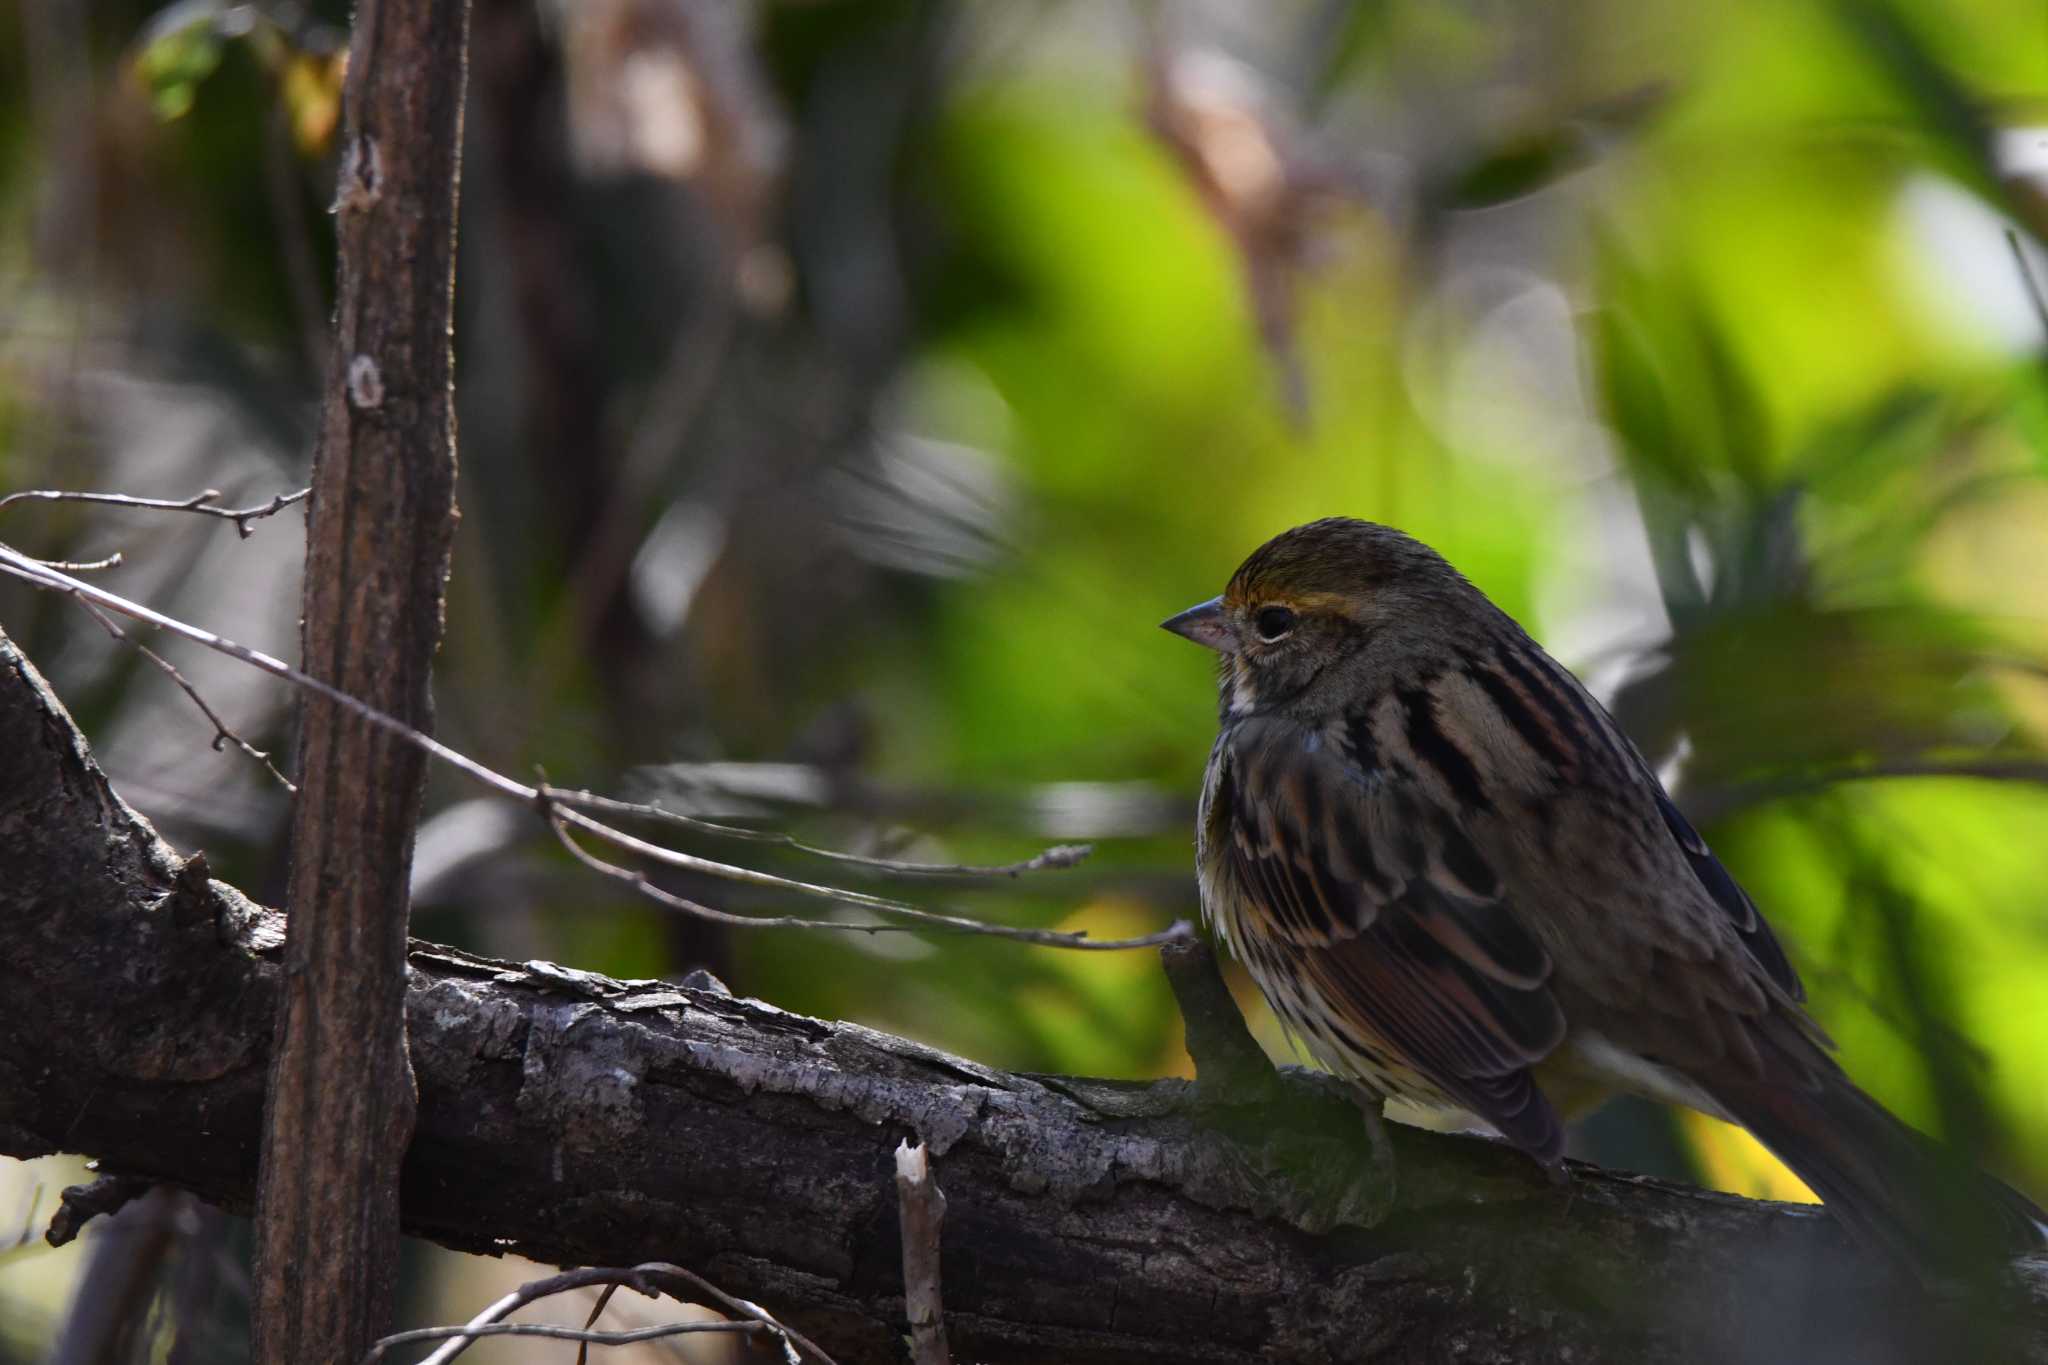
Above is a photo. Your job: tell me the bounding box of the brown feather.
[1204,714,1568,1161]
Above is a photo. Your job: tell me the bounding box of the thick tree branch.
[2,629,2044,1364]
[249,0,470,1360]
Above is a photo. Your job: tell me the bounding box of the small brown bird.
[1165,517,2045,1272]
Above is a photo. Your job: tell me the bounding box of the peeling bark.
[3,628,2044,1364]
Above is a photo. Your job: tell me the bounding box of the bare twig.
[75,598,297,792]
[0,547,1187,952]
[0,486,310,538]
[365,1262,839,1365]
[369,1319,767,1354]
[550,784,1095,878]
[34,552,123,572]
[630,1261,838,1365]
[895,1140,952,1365]
[544,790,1192,950]
[571,1282,626,1365]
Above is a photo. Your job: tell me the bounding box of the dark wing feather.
[1655,793,1803,1001]
[1218,717,1569,1160]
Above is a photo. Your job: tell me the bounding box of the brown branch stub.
[44,1173,152,1248]
[894,1140,952,1365]
[1160,934,1281,1099]
[247,0,471,1360]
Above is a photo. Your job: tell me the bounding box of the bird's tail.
[1714,1069,2047,1278]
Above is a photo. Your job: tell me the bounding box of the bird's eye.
[1253,605,1296,642]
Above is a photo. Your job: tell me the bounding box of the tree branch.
[248,0,470,1358]
[2,628,2044,1364]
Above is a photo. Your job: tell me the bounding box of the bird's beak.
[1161,596,1235,653]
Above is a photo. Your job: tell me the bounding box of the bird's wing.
[1211,713,1569,1160]
[1433,638,1818,1002]
[1654,791,1803,1002]
[1440,641,1807,1038]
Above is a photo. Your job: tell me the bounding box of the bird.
[1162,516,2046,1273]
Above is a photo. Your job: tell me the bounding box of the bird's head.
[1162,518,1478,717]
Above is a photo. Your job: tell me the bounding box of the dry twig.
[0,486,309,538]
[544,787,1191,950]
[363,1261,839,1365]
[895,1139,952,1365]
[74,598,296,792]
[551,783,1096,878]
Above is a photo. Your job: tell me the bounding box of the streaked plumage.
[1166,517,2045,1273]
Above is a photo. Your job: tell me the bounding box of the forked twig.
[363,1260,840,1365]
[75,599,296,792]
[370,1320,768,1355]
[0,486,310,538]
[544,791,1191,950]
[550,785,1095,879]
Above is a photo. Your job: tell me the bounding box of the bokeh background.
[3,0,2047,1356]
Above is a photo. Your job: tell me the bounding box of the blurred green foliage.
[3,0,2048,1350]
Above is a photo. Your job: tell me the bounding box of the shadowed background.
[1,0,2045,1357]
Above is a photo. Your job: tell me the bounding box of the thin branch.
[550,785,1095,879]
[75,598,297,793]
[545,801,919,935]
[550,798,1002,925]
[368,1319,767,1355]
[366,1262,839,1365]
[572,1283,626,1365]
[0,486,310,538]
[544,793,1192,950]
[895,1140,952,1365]
[630,1261,838,1365]
[35,552,124,572]
[0,545,1187,952]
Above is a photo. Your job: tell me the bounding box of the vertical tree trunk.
[248,2,471,1360]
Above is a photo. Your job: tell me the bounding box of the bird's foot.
[1326,1089,1398,1228]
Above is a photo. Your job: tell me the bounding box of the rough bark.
[249,0,470,1360]
[2,629,2044,1364]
